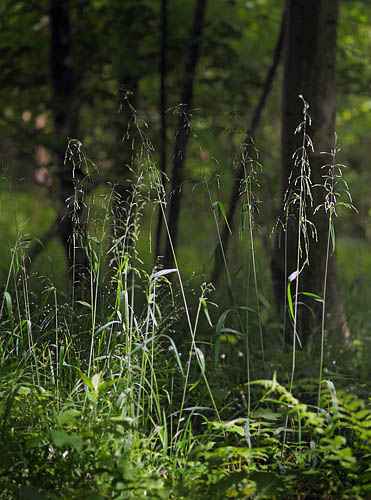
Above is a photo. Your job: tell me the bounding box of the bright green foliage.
[0,136,370,498]
[0,0,370,497]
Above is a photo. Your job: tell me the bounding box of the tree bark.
[154,0,168,260]
[210,11,285,285]
[49,0,83,277]
[163,0,207,268]
[271,0,348,344]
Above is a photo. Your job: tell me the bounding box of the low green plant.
[0,101,368,500]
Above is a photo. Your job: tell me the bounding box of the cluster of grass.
[1,102,371,499]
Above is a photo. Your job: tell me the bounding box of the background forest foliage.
[0,0,371,498]
[1,0,370,281]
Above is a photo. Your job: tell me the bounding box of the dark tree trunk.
[271,0,348,344]
[49,0,83,276]
[210,11,285,285]
[163,0,207,268]
[154,0,168,260]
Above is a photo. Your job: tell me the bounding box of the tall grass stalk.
[1,231,28,358]
[286,95,315,392]
[119,93,222,435]
[281,95,315,452]
[86,190,113,377]
[159,201,221,440]
[17,231,40,386]
[203,174,249,420]
[64,139,83,309]
[240,139,265,373]
[315,136,357,411]
[52,286,59,393]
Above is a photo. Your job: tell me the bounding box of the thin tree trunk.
[210,11,285,285]
[154,0,168,260]
[163,0,207,268]
[271,0,348,344]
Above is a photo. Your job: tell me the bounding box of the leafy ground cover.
[1,121,371,499]
[1,262,371,499]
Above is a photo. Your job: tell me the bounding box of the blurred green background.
[0,0,370,343]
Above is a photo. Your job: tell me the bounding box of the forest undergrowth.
[1,99,371,499]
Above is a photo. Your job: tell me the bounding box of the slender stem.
[246,174,265,367]
[160,202,221,436]
[318,218,331,409]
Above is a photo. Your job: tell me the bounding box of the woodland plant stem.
[22,255,39,386]
[315,138,356,410]
[204,178,252,421]
[282,220,289,351]
[0,244,18,321]
[205,177,248,341]
[289,96,313,393]
[244,162,265,368]
[54,287,59,392]
[69,150,80,310]
[240,150,265,410]
[138,276,157,422]
[290,183,304,393]
[318,220,331,409]
[245,257,251,414]
[205,182,234,305]
[159,202,221,434]
[248,211,264,360]
[316,146,336,411]
[88,259,95,377]
[283,96,314,453]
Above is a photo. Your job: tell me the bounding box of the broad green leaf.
[51,430,83,452]
[249,471,284,497]
[68,434,84,452]
[252,408,281,420]
[57,409,81,426]
[17,385,32,396]
[51,429,69,447]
